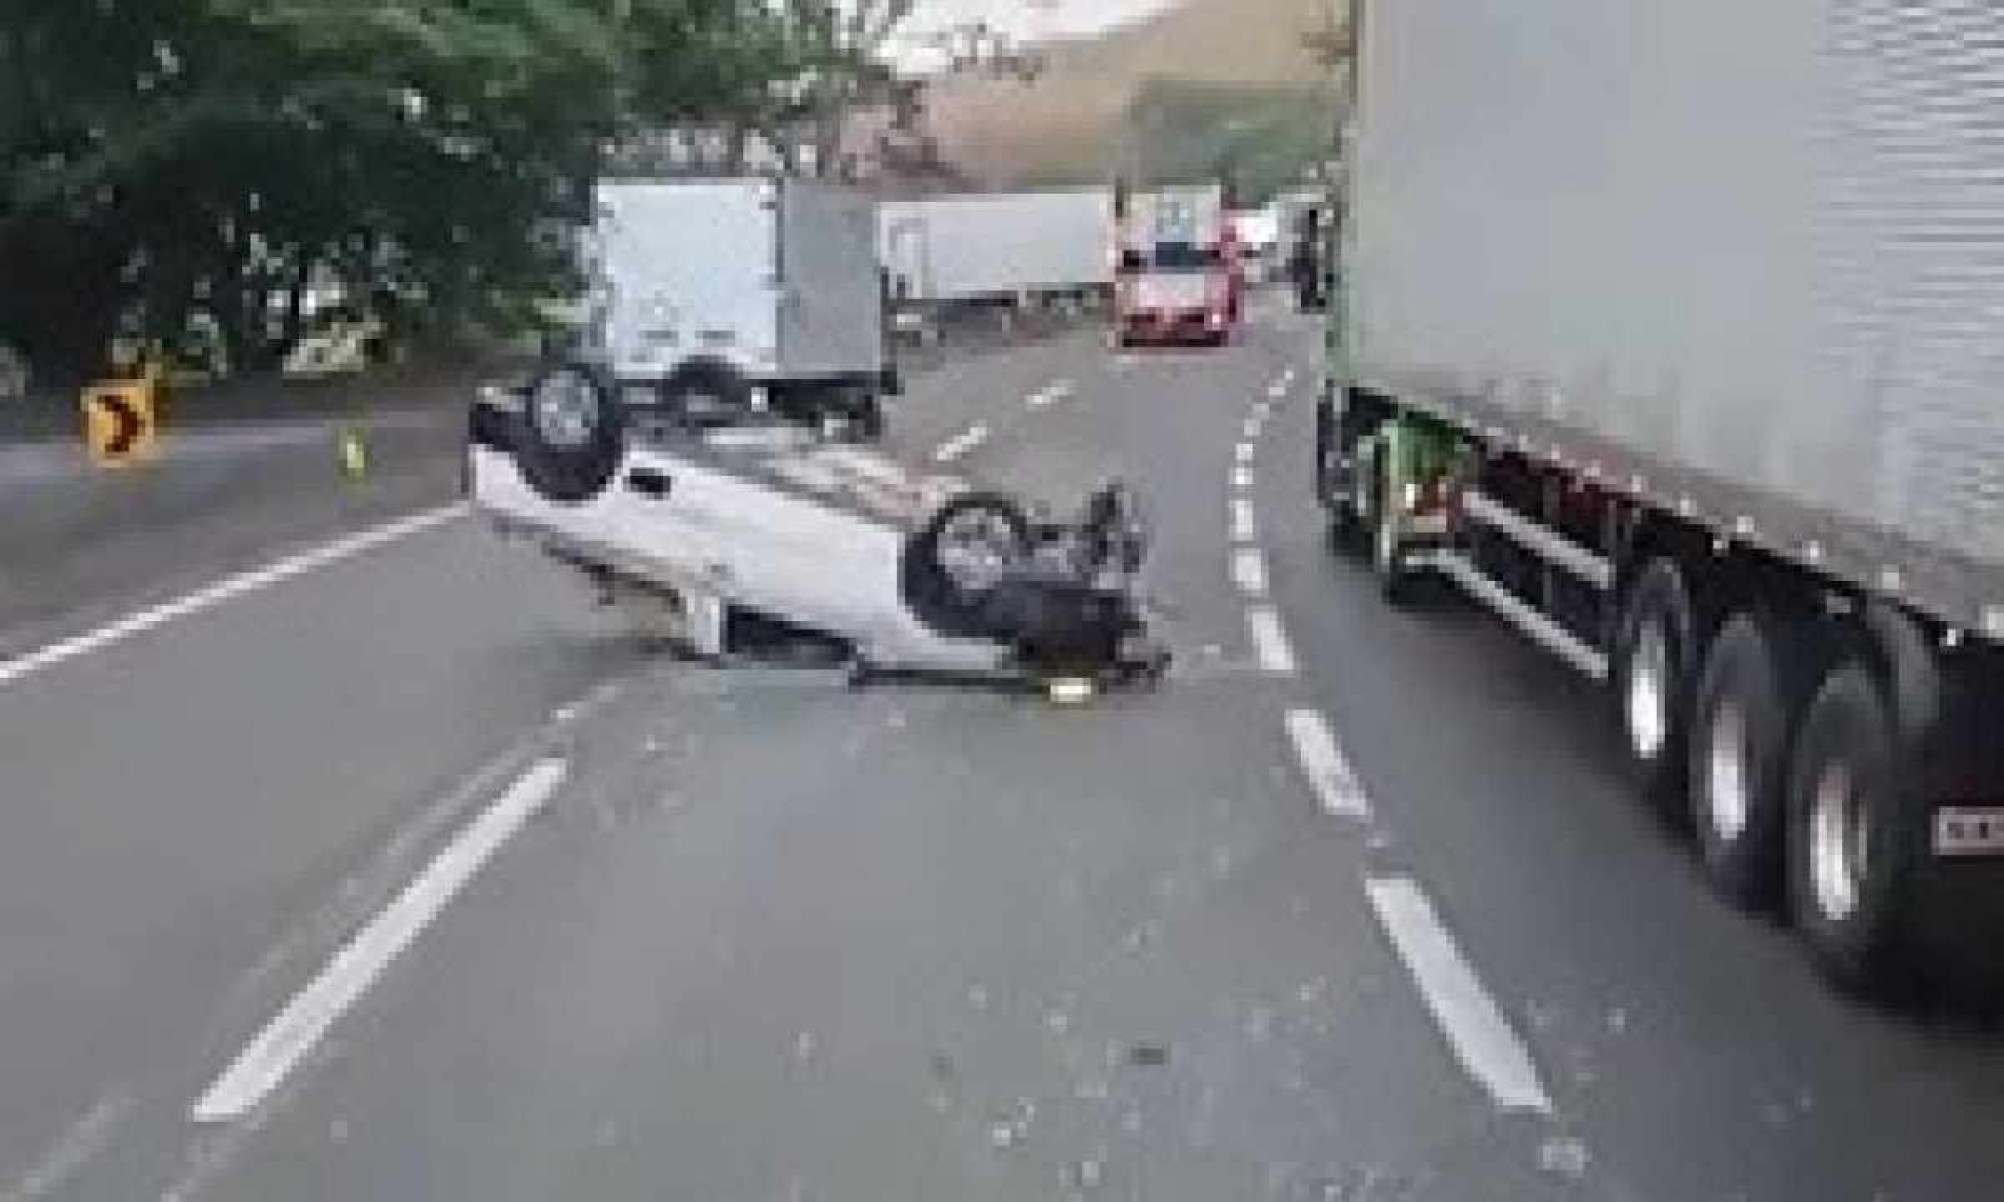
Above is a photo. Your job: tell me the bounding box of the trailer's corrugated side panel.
[876,190,1113,302]
[1348,0,2004,627]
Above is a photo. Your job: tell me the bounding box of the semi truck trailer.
[1316,0,2004,991]
[877,188,1115,313]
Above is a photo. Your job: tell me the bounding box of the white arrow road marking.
[191,758,570,1123]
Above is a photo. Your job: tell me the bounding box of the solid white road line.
[1245,605,1296,674]
[1234,442,1256,464]
[1232,547,1268,596]
[191,758,570,1123]
[0,502,468,690]
[933,423,990,464]
[1026,379,1075,409]
[1232,466,1253,492]
[1230,497,1257,543]
[1364,876,1553,1114]
[1284,708,1370,819]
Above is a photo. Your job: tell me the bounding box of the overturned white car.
[468,363,1169,687]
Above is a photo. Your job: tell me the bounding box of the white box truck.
[1317,0,2004,992]
[587,178,893,437]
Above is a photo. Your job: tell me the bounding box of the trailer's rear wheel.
[1786,664,1913,991]
[1689,613,1793,908]
[1610,560,1697,819]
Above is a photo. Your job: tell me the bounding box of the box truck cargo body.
[1317,0,2004,989]
[588,179,889,433]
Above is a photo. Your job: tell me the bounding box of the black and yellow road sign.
[80,374,159,466]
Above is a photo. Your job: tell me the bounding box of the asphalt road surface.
[5,292,2004,1201]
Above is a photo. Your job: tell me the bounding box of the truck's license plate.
[1933,808,2004,857]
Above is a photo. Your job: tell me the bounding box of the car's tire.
[1610,559,1698,820]
[659,359,751,428]
[1786,663,1916,992]
[901,492,1032,638]
[1688,612,1795,909]
[513,364,623,503]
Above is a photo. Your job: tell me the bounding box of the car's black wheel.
[1689,612,1794,908]
[901,492,1031,638]
[1610,559,1698,820]
[1786,663,1917,992]
[513,364,623,503]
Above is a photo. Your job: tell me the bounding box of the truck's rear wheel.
[1786,664,1914,991]
[1689,613,1793,908]
[1610,560,1697,820]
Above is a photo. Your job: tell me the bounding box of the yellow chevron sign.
[79,374,159,466]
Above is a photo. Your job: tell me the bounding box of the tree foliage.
[0,0,900,383]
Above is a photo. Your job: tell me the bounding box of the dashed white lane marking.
[1245,605,1297,674]
[1365,876,1553,1114]
[1253,399,1272,420]
[0,502,468,690]
[191,758,570,1123]
[933,423,990,463]
[1232,466,1253,492]
[1234,442,1256,464]
[1230,497,1257,543]
[1284,708,1370,818]
[1242,415,1263,439]
[1280,366,1297,388]
[1268,380,1290,400]
[1026,379,1075,409]
[1231,547,1268,595]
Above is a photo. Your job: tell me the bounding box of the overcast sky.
[885,0,1182,70]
